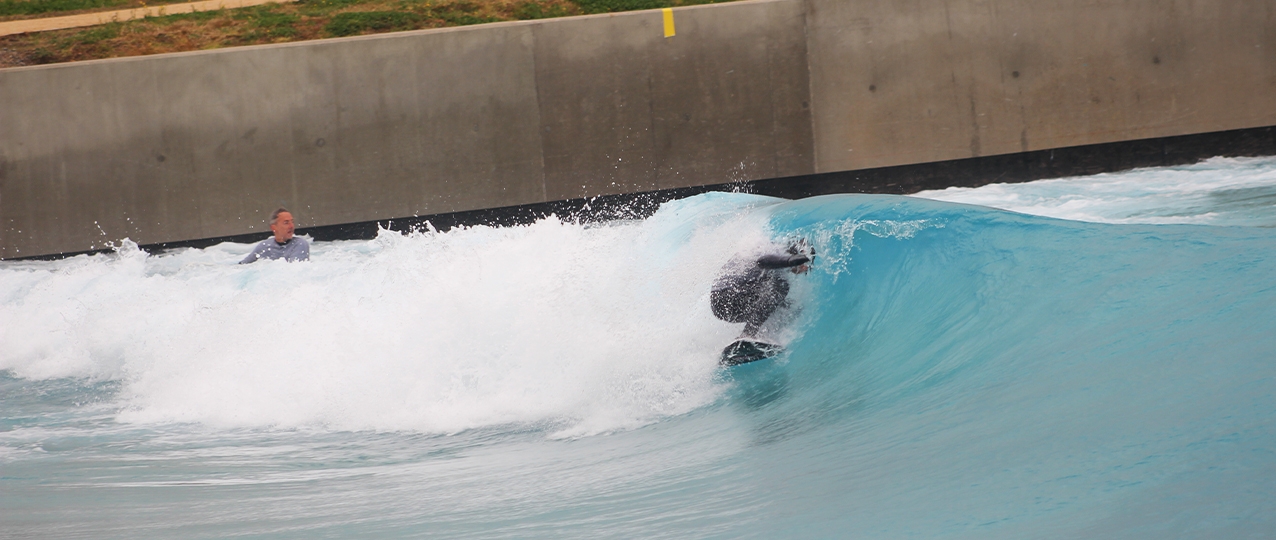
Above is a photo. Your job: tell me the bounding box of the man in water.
[711,241,813,338]
[240,207,310,264]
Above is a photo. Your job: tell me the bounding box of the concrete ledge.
[3,0,1276,258]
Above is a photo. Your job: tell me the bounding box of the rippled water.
[3,157,1275,538]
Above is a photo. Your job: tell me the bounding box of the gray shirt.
[240,236,310,264]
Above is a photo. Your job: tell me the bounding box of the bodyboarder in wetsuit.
[711,242,813,338]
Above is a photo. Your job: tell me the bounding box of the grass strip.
[0,0,734,67]
[0,0,126,17]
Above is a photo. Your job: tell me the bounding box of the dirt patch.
[0,46,30,66]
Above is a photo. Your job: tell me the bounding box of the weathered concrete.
[0,25,551,256]
[531,0,812,200]
[2,0,1275,258]
[806,0,1276,172]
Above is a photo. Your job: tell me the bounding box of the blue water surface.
[2,161,1275,538]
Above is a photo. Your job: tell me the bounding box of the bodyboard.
[720,338,784,366]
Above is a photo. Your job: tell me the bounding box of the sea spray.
[3,160,1276,538]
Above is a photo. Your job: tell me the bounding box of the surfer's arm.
[239,241,269,264]
[756,253,811,269]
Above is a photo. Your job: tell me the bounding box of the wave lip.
[915,156,1276,226]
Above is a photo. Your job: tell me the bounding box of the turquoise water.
[3,157,1276,538]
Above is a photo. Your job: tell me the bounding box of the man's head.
[270,207,296,243]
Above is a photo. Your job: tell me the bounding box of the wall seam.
[530,23,548,203]
[801,0,819,174]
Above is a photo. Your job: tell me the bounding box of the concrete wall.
[2,0,1274,258]
[806,0,1276,172]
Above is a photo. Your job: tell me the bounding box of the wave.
[915,156,1276,226]
[4,176,1276,537]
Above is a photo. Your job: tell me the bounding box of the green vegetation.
[321,2,497,38]
[296,0,362,16]
[570,0,665,14]
[69,21,119,42]
[512,0,568,20]
[0,0,123,17]
[141,8,219,22]
[243,7,299,39]
[570,0,723,15]
[0,0,740,67]
[0,0,197,17]
[324,11,418,36]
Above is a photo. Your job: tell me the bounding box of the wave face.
[3,159,1276,538]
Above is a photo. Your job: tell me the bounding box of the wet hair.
[270,207,290,225]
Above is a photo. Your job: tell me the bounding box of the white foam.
[1,195,783,436]
[914,156,1276,226]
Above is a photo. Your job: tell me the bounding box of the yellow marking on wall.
[662,8,675,38]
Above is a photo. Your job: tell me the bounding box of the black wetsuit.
[710,252,810,337]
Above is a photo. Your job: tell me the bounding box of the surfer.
[711,240,813,338]
[240,207,310,264]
